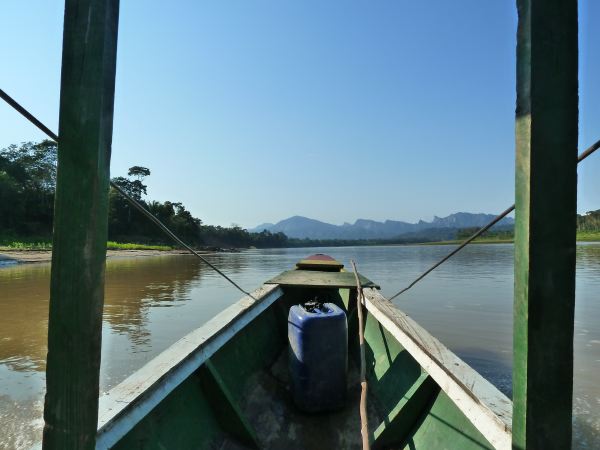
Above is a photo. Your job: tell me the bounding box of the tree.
[112,165,149,201]
[128,166,150,180]
[0,171,22,231]
[1,142,290,249]
[0,141,57,235]
[578,210,600,232]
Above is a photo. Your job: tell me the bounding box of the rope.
[388,205,515,301]
[0,89,59,141]
[388,138,600,301]
[577,139,600,164]
[1,88,255,300]
[4,87,598,303]
[350,260,370,450]
[110,183,254,298]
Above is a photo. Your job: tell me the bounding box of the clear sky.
[1,1,599,228]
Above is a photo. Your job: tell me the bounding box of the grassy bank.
[577,231,600,242]
[2,231,599,251]
[0,237,172,251]
[0,238,52,250]
[106,242,172,251]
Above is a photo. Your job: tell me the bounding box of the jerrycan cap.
[300,298,332,314]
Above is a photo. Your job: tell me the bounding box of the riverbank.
[0,248,197,265]
[420,238,513,245]
[420,231,600,246]
[0,239,174,251]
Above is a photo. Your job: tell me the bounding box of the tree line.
[578,209,600,231]
[2,141,598,249]
[0,141,289,248]
[457,210,600,241]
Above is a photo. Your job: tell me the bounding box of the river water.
[0,244,598,448]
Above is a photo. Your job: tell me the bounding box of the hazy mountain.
[251,216,342,240]
[249,213,514,240]
[252,222,275,231]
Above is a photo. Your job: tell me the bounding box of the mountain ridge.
[249,213,514,240]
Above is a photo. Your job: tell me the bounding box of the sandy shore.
[0,249,195,264]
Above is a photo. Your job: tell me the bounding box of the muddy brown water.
[1,244,598,448]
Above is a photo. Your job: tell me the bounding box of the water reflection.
[0,263,51,372]
[0,244,598,449]
[103,256,202,349]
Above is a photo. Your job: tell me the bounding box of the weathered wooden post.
[513,1,578,449]
[43,1,120,449]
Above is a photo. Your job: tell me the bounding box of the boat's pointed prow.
[295,253,345,271]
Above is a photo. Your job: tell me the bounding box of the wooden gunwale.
[95,284,283,450]
[362,287,512,449]
[87,280,512,450]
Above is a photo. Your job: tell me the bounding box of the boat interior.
[97,267,509,450]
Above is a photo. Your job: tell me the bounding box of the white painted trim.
[95,284,283,450]
[362,288,512,450]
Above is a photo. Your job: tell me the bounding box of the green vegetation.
[285,228,460,247]
[0,141,56,237]
[106,242,173,251]
[434,214,600,244]
[578,210,600,233]
[421,227,516,245]
[2,141,599,250]
[1,141,288,249]
[419,238,513,246]
[0,238,53,250]
[108,169,288,247]
[0,235,174,251]
[577,231,600,242]
[455,227,514,241]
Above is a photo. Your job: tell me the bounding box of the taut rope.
[387,138,600,301]
[0,88,255,300]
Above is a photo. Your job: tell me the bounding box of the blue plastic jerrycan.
[288,301,348,412]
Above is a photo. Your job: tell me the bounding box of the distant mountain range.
[250,213,514,240]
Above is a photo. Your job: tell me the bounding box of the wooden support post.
[43,1,120,449]
[513,1,578,449]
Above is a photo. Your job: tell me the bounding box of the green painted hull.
[96,268,511,450]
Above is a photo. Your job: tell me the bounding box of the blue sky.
[1,1,598,228]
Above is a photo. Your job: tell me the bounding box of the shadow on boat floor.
[221,350,381,450]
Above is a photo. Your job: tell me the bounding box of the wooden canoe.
[94,255,512,450]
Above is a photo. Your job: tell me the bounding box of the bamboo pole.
[43,1,120,449]
[513,1,578,449]
[351,260,370,450]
